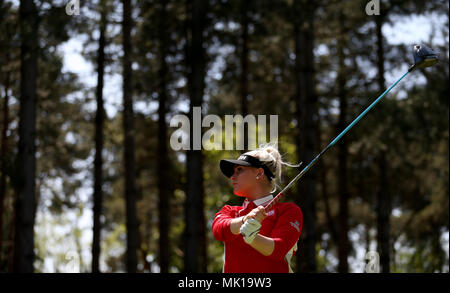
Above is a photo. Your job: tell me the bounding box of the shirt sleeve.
[212,205,241,242]
[268,203,303,260]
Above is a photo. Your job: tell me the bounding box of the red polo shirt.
[212,195,303,273]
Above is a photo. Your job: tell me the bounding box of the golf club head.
[409,44,438,72]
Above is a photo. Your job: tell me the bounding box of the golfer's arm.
[230,218,275,256]
[249,234,274,256]
[230,217,245,234]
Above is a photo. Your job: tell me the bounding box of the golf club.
[264,44,439,212]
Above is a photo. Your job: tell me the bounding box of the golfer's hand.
[240,219,261,244]
[243,206,268,223]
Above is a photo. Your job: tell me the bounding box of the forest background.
[0,0,448,273]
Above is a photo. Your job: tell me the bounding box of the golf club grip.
[264,192,284,212]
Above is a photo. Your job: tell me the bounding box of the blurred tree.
[92,0,108,274]
[239,0,249,151]
[184,0,208,273]
[13,0,39,273]
[0,0,18,270]
[156,0,171,273]
[374,12,391,274]
[122,0,138,273]
[292,0,319,273]
[336,5,350,273]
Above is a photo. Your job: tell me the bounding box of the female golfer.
[212,145,303,273]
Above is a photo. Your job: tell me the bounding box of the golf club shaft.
[264,70,410,212]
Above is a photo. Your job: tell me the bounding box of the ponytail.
[244,143,301,192]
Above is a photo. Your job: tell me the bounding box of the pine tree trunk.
[294,0,317,273]
[14,0,38,273]
[92,3,107,273]
[122,0,138,273]
[337,11,349,273]
[184,0,207,273]
[240,0,249,151]
[7,193,16,272]
[0,53,11,265]
[376,152,390,273]
[157,0,170,273]
[375,16,390,273]
[320,158,338,244]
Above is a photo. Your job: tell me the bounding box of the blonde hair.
[244,143,301,192]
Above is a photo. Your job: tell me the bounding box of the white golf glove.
[240,218,261,244]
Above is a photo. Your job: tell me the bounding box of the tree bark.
[294,0,318,273]
[184,0,207,273]
[240,0,249,151]
[240,0,249,117]
[320,159,338,245]
[14,0,38,273]
[376,152,390,272]
[337,10,349,273]
[0,52,11,265]
[92,2,107,273]
[375,15,391,273]
[122,0,138,273]
[157,0,170,273]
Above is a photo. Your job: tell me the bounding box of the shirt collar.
[252,194,274,206]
